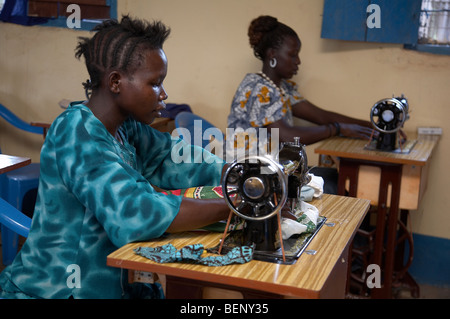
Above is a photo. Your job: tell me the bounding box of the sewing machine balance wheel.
[222,156,287,221]
[370,97,408,134]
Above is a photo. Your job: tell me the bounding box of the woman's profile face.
[118,48,168,125]
[273,36,301,80]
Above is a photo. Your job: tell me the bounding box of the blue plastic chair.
[0,103,43,265]
[174,112,224,150]
[0,197,31,265]
[0,198,31,239]
[0,104,44,135]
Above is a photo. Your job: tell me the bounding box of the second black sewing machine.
[367,94,416,153]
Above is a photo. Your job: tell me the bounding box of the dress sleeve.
[285,80,305,105]
[53,112,183,247]
[122,120,225,189]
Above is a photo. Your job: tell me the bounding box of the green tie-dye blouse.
[0,103,224,299]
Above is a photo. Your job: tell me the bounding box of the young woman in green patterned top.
[0,15,230,299]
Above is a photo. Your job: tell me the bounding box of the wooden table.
[315,133,439,210]
[0,154,31,174]
[314,133,439,298]
[107,194,370,299]
[150,117,175,133]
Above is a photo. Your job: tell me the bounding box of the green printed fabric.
[134,243,254,266]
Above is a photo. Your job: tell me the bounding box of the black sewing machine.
[219,137,326,264]
[368,94,414,153]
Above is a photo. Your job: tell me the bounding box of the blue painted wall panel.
[322,0,422,44]
[366,0,422,44]
[321,0,369,42]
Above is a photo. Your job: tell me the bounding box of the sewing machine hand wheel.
[222,156,287,221]
[370,98,407,134]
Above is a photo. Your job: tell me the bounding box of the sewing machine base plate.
[364,139,417,154]
[208,216,327,265]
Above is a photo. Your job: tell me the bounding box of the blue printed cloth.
[134,243,254,266]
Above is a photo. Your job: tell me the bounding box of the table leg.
[393,210,421,298]
[338,158,403,299]
[372,163,402,299]
[337,158,360,197]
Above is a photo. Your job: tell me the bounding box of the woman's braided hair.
[75,15,171,92]
[248,15,299,60]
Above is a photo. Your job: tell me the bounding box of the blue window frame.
[321,0,450,55]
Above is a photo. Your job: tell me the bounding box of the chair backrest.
[174,112,224,149]
[0,197,31,238]
[0,103,43,135]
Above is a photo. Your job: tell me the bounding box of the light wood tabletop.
[314,133,439,166]
[0,154,31,174]
[107,194,370,298]
[314,132,440,210]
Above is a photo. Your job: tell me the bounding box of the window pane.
[419,0,450,44]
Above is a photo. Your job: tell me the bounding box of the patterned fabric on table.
[136,186,255,266]
[134,243,254,266]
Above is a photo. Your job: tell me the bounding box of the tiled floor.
[1,240,449,299]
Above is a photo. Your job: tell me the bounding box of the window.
[419,0,450,44]
[412,0,450,54]
[0,0,117,30]
[321,0,450,55]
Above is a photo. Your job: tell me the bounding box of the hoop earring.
[269,58,277,68]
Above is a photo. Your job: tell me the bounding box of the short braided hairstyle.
[248,15,299,60]
[75,15,171,92]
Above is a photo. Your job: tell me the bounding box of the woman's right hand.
[339,123,377,140]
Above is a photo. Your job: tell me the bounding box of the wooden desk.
[315,133,439,210]
[107,194,370,299]
[314,133,439,298]
[150,117,175,133]
[0,154,31,174]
